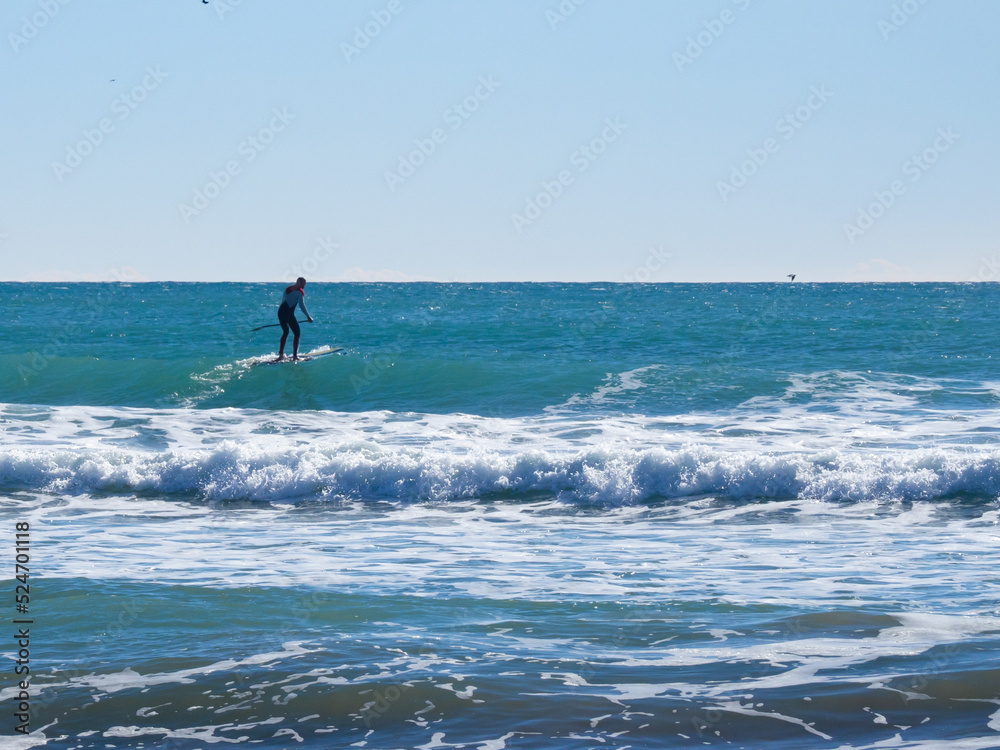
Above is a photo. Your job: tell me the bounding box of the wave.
[3,441,999,504]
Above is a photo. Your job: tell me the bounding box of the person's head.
[296,277,306,288]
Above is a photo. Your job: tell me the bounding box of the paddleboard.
[264,346,343,365]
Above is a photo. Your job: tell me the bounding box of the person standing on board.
[276,277,313,361]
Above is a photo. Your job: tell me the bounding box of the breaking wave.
[4,441,999,504]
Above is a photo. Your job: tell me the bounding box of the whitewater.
[1,282,998,749]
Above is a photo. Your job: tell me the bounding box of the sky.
[1,0,998,283]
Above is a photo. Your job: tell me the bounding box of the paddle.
[251,319,313,332]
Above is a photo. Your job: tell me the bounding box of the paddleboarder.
[277,277,313,361]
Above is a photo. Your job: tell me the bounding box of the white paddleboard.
[264,346,344,365]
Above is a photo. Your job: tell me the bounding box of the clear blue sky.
[2,0,998,282]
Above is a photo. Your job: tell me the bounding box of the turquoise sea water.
[1,282,999,749]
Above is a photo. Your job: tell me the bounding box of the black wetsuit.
[278,283,310,336]
[278,301,299,337]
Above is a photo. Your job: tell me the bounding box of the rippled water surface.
[1,282,998,748]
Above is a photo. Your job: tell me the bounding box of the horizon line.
[0,279,991,285]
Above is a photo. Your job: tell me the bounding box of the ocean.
[1,281,998,749]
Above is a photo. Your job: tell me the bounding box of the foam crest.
[4,398,1000,504]
[3,440,999,504]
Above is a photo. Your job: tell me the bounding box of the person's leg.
[278,308,290,359]
[290,317,301,359]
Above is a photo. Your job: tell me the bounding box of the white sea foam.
[2,439,999,503]
[2,400,1000,503]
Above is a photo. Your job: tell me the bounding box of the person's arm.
[298,294,312,322]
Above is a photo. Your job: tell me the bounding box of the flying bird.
[787,274,796,282]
